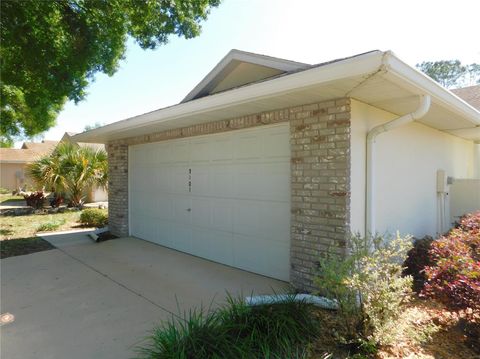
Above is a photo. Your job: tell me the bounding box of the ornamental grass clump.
[137,295,319,359]
[315,233,413,352]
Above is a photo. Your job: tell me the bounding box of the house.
[0,140,58,191]
[74,50,480,290]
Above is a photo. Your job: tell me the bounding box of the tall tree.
[0,0,220,142]
[416,60,480,89]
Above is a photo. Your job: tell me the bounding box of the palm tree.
[27,142,108,207]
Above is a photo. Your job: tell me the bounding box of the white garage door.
[129,124,291,280]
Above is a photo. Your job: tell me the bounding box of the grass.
[36,218,67,232]
[137,295,319,359]
[1,237,54,259]
[0,209,107,258]
[0,193,25,204]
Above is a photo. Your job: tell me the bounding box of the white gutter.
[365,95,431,236]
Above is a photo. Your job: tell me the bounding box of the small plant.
[80,208,108,227]
[49,193,64,208]
[0,187,10,194]
[137,295,319,359]
[315,233,413,352]
[23,191,45,209]
[36,219,66,232]
[422,212,480,315]
[403,236,435,292]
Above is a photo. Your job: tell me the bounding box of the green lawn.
[0,193,25,204]
[0,209,107,258]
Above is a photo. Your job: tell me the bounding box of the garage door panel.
[171,223,192,252]
[211,137,233,161]
[232,234,271,277]
[190,139,211,163]
[264,129,291,159]
[211,198,233,232]
[234,164,264,199]
[173,196,191,223]
[191,165,210,196]
[190,229,234,265]
[191,198,211,227]
[234,134,262,160]
[156,194,173,221]
[154,142,172,164]
[130,124,290,281]
[172,141,189,162]
[172,166,189,194]
[210,165,234,197]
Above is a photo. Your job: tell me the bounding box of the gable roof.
[21,140,58,152]
[74,50,480,144]
[61,132,105,151]
[0,148,48,163]
[452,85,480,111]
[182,49,310,103]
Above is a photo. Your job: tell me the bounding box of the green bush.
[137,295,319,359]
[0,187,10,194]
[36,219,66,232]
[80,208,108,227]
[315,233,413,351]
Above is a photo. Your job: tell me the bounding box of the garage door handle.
[186,208,191,212]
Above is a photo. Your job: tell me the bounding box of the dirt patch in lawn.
[0,237,55,258]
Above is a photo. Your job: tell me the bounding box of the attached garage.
[74,49,480,290]
[129,124,291,280]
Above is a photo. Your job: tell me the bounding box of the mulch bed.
[0,237,55,259]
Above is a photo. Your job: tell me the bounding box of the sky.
[32,0,480,146]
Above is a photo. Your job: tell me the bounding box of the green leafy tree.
[84,122,104,132]
[1,0,221,142]
[417,60,480,89]
[27,142,108,207]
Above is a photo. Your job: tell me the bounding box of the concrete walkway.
[1,232,286,359]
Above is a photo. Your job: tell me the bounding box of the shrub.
[315,233,413,350]
[80,208,108,227]
[422,212,480,315]
[403,236,435,292]
[49,193,64,208]
[23,191,45,209]
[137,296,319,359]
[36,219,66,232]
[0,187,10,194]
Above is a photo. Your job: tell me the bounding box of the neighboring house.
[0,140,58,191]
[74,50,480,290]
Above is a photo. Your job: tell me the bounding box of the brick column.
[289,99,351,290]
[107,143,129,237]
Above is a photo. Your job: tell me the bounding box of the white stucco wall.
[350,99,477,238]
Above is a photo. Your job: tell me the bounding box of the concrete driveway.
[1,232,287,359]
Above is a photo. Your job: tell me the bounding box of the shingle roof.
[2,140,58,163]
[0,148,46,163]
[21,140,58,152]
[452,85,480,111]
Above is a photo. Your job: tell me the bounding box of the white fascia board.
[74,51,384,143]
[181,49,310,103]
[384,52,480,127]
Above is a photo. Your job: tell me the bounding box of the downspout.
[365,95,431,236]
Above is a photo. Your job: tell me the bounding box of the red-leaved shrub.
[422,212,480,314]
[23,191,45,209]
